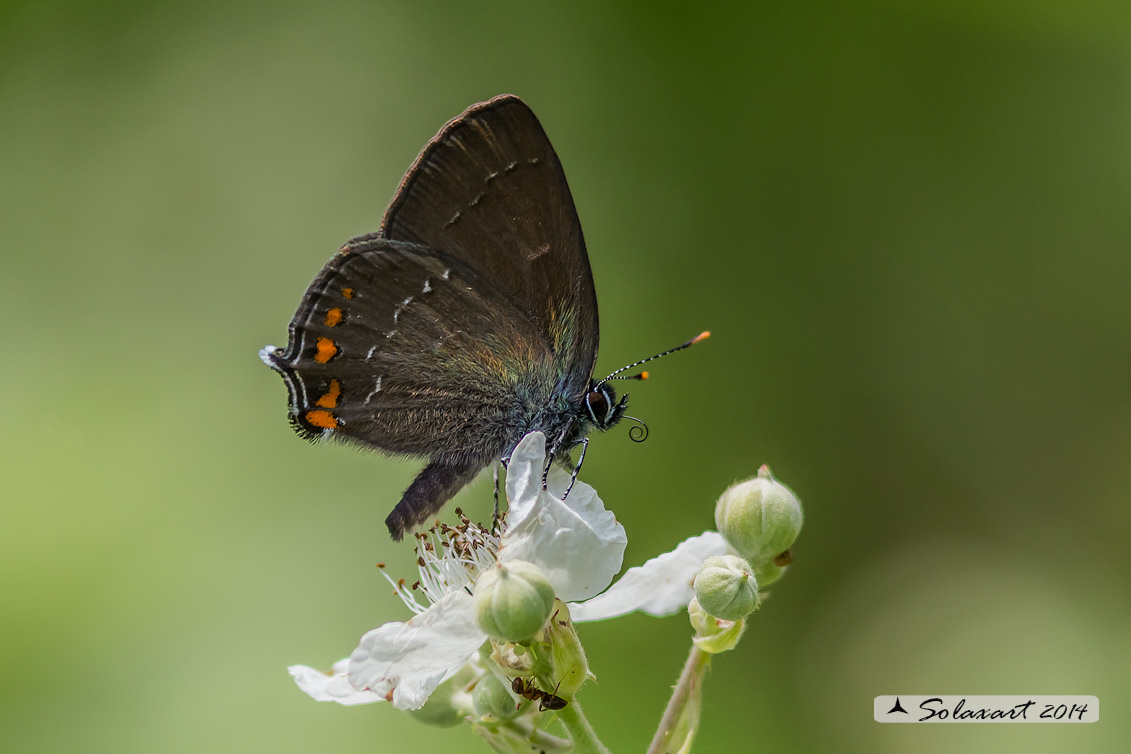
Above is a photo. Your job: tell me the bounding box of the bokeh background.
[2,1,1128,752]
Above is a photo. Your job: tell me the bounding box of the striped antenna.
[599,331,710,386]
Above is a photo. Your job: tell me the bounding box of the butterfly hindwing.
[264,235,558,466]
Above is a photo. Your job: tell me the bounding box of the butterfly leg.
[542,424,572,491]
[561,437,589,499]
[386,460,482,541]
[491,463,502,535]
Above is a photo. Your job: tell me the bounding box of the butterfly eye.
[585,390,609,425]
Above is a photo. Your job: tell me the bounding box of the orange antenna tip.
[692,331,711,344]
[640,371,649,380]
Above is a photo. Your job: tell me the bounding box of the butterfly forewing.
[380,95,599,398]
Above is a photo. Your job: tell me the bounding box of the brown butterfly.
[261,95,705,540]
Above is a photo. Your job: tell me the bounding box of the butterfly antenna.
[623,415,649,443]
[599,331,710,386]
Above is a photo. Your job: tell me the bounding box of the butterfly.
[261,95,706,540]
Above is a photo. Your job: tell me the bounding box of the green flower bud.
[688,597,746,654]
[543,600,587,699]
[474,560,555,643]
[693,554,759,620]
[714,465,803,567]
[472,672,523,720]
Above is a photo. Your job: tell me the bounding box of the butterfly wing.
[262,235,559,467]
[380,94,599,398]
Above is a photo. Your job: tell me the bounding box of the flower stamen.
[377,516,503,615]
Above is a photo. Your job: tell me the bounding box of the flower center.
[379,508,502,614]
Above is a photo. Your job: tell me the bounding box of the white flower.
[499,432,626,602]
[289,431,732,710]
[289,532,733,708]
[289,658,384,706]
[567,530,728,621]
[289,431,627,711]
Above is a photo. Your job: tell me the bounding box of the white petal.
[568,531,728,621]
[501,432,627,602]
[289,660,384,706]
[347,590,484,710]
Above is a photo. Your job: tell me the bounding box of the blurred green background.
[2,1,1128,752]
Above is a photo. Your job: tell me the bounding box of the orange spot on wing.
[315,337,338,363]
[316,379,341,408]
[341,287,355,299]
[304,409,338,429]
[324,307,343,327]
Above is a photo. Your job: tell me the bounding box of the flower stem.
[477,717,572,754]
[556,699,611,754]
[646,645,710,754]
[509,718,571,750]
